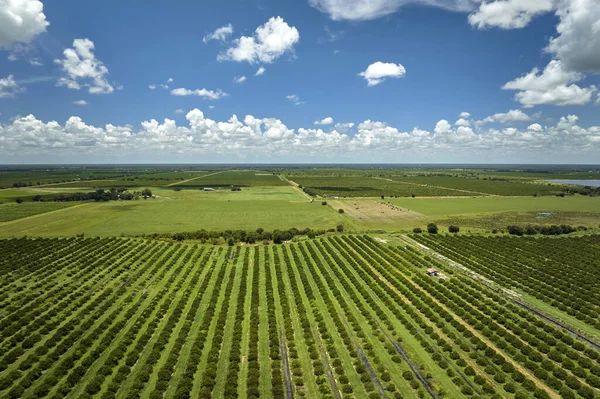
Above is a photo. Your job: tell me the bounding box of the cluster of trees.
[28,188,153,203]
[562,186,600,197]
[507,224,577,236]
[167,227,334,244]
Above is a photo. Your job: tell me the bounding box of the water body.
[546,179,600,187]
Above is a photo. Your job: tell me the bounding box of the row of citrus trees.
[1,235,599,398]
[411,234,600,331]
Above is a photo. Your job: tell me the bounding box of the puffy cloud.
[460,111,471,118]
[148,85,157,90]
[334,122,355,132]
[286,94,304,105]
[314,117,334,125]
[218,17,299,64]
[255,67,266,76]
[502,60,597,107]
[233,75,246,84]
[54,38,114,94]
[434,120,452,135]
[0,75,23,98]
[0,0,49,47]
[359,61,406,86]
[546,0,600,73]
[73,100,87,105]
[2,111,600,162]
[308,0,479,21]
[171,87,227,99]
[479,109,531,124]
[175,109,184,114]
[455,118,471,127]
[203,24,233,43]
[468,0,554,29]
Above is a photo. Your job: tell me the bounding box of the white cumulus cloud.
[255,67,266,76]
[455,118,471,127]
[0,0,49,47]
[2,111,600,162]
[233,75,247,84]
[314,117,334,125]
[503,60,597,107]
[54,38,114,94]
[218,17,299,64]
[203,24,234,43]
[171,87,227,100]
[308,0,479,21]
[468,0,554,29]
[73,100,87,105]
[359,61,406,86]
[479,109,532,124]
[546,0,600,73]
[460,111,471,119]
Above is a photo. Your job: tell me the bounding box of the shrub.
[427,223,438,234]
[448,225,459,233]
[413,227,422,234]
[338,208,344,213]
[321,201,327,206]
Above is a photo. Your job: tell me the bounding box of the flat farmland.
[0,188,345,237]
[291,176,476,198]
[0,202,82,222]
[1,235,599,399]
[173,171,288,188]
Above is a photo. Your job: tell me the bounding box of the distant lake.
[545,179,600,187]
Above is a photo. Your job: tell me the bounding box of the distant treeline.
[507,224,582,236]
[145,226,344,244]
[29,188,152,202]
[562,185,600,197]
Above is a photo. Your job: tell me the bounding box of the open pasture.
[1,235,599,399]
[0,202,81,222]
[0,193,345,237]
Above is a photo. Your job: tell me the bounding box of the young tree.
[427,223,438,234]
[336,224,344,232]
[448,225,460,233]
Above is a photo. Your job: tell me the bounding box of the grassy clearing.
[0,202,80,222]
[0,196,347,237]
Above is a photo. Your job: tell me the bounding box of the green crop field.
[173,171,288,188]
[290,176,478,197]
[1,235,599,399]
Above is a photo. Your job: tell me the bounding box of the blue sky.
[1,0,599,163]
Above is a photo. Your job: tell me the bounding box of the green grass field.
[0,187,346,237]
[0,202,81,222]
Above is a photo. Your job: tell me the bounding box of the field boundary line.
[0,201,92,227]
[166,170,223,187]
[372,176,498,197]
[277,175,313,201]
